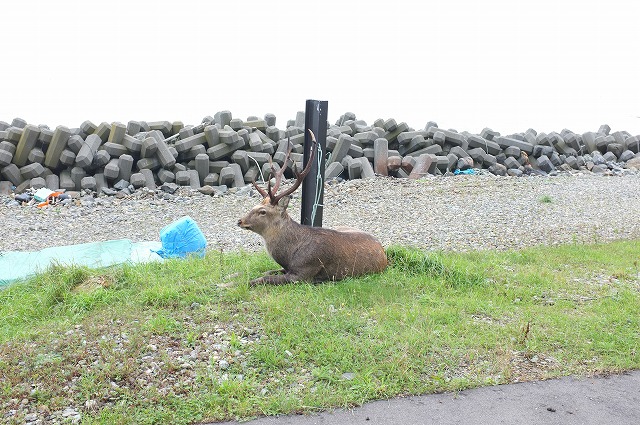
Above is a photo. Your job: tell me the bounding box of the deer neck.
[261,213,307,264]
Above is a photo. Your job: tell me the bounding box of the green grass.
[1,241,639,424]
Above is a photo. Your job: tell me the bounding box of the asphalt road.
[216,371,640,425]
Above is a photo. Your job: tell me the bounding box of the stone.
[0,148,13,167]
[45,173,59,190]
[383,122,409,143]
[175,133,207,153]
[433,131,446,145]
[387,155,402,172]
[607,143,625,159]
[92,150,111,168]
[113,179,130,190]
[148,120,173,135]
[141,137,158,158]
[30,176,46,189]
[13,124,40,167]
[59,170,75,191]
[156,138,177,169]
[66,135,83,154]
[195,153,210,184]
[27,148,45,164]
[231,150,250,173]
[480,128,500,140]
[139,169,156,189]
[218,166,235,186]
[104,158,120,180]
[507,168,523,177]
[356,157,375,179]
[537,155,555,173]
[69,166,87,190]
[19,163,45,179]
[398,135,430,156]
[504,146,521,158]
[204,173,220,186]
[118,154,134,182]
[107,122,126,144]
[625,156,640,169]
[564,156,578,169]
[457,157,474,170]
[619,150,636,163]
[482,152,497,166]
[489,163,508,176]
[409,154,436,179]
[408,144,443,157]
[207,138,245,160]
[467,135,501,155]
[494,136,534,154]
[426,127,466,147]
[504,157,521,170]
[157,169,175,183]
[158,183,178,195]
[325,161,344,179]
[81,176,97,191]
[130,172,146,188]
[373,138,388,176]
[44,125,73,169]
[11,117,27,128]
[100,141,129,158]
[76,134,104,169]
[598,124,611,135]
[229,163,245,187]
[81,120,98,135]
[122,134,142,153]
[94,173,107,193]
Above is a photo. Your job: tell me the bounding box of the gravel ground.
[2,170,640,254]
[3,170,640,424]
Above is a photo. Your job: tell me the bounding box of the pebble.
[2,173,640,254]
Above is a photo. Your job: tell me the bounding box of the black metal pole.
[301,99,328,227]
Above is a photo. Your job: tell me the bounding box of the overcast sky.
[2,0,638,135]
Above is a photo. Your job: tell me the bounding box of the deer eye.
[258,209,267,216]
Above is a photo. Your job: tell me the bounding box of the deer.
[237,130,388,285]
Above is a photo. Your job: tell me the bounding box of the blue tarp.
[0,239,163,286]
[0,216,209,286]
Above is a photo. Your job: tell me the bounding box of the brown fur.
[238,196,387,285]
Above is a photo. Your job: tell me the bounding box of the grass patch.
[539,194,553,203]
[1,241,639,423]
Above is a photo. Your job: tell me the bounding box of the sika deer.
[238,130,387,285]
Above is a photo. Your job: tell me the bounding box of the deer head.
[253,129,317,206]
[237,129,317,236]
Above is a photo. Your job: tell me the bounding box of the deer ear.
[277,196,290,211]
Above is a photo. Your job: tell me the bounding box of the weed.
[1,240,639,422]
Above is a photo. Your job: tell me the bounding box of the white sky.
[2,0,639,136]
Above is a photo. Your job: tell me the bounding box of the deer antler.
[252,129,318,206]
[252,136,293,198]
[268,129,317,205]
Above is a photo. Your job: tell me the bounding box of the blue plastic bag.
[454,168,476,175]
[154,216,207,259]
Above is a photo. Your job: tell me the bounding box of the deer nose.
[237,219,243,227]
